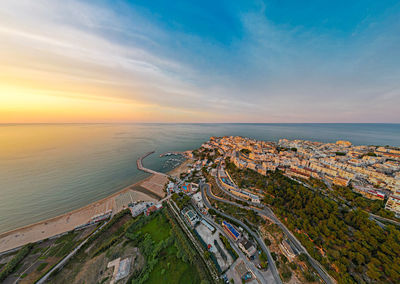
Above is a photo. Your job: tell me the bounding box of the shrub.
[36,262,48,272]
[0,244,33,281]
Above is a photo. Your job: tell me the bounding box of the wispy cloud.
[0,0,399,122]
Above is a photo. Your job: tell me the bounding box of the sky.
[1,0,399,123]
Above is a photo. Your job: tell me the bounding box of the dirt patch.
[131,185,162,201]
[71,242,141,284]
[19,256,58,284]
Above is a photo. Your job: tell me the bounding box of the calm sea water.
[0,123,399,233]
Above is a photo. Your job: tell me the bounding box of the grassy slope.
[140,213,201,284]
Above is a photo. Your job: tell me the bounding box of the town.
[155,136,400,283]
[202,136,400,217]
[1,136,400,284]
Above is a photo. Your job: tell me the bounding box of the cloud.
[0,0,399,122]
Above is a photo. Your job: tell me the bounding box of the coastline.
[0,173,167,253]
[168,157,193,178]
[0,151,191,254]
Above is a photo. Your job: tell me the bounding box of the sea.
[0,123,399,234]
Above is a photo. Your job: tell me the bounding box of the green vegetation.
[36,262,48,272]
[264,238,271,246]
[94,216,135,257]
[140,213,171,243]
[0,243,33,281]
[80,209,130,252]
[330,184,395,219]
[213,199,262,226]
[280,263,292,281]
[47,231,79,257]
[304,271,317,282]
[219,234,238,260]
[47,210,133,283]
[288,262,297,270]
[165,207,213,282]
[227,161,400,283]
[240,149,251,155]
[127,209,207,284]
[303,177,328,190]
[335,152,346,156]
[298,253,307,262]
[172,193,191,210]
[259,251,268,269]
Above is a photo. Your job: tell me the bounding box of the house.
[192,192,204,208]
[238,238,257,258]
[385,194,400,217]
[279,239,296,260]
[182,208,199,226]
[145,204,162,216]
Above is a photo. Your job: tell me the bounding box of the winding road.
[210,174,336,284]
[200,183,282,284]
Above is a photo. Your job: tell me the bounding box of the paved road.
[214,175,336,284]
[370,213,400,226]
[201,211,273,284]
[200,183,281,284]
[191,202,270,283]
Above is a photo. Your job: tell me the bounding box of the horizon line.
[1,122,400,125]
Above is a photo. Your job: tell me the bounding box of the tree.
[299,253,307,262]
[208,209,216,216]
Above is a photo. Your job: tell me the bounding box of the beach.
[0,173,168,253]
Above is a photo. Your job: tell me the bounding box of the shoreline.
[0,174,150,236]
[0,154,190,254]
[0,173,166,253]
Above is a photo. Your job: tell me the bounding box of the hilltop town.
[202,136,400,217]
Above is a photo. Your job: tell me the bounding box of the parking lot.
[195,223,234,271]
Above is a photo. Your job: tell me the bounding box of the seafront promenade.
[0,151,168,253]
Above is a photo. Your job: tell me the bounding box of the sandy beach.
[0,173,168,253]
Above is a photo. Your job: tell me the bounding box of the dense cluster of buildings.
[202,136,400,216]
